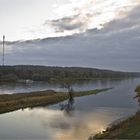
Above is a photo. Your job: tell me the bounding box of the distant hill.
[0,65,140,82]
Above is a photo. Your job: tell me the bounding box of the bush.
[135,85,140,93]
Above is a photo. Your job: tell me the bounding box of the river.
[0,78,139,140]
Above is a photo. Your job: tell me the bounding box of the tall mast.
[2,35,5,66]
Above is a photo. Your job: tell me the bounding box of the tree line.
[0,65,139,82]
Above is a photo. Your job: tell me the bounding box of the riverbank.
[0,88,111,114]
[90,111,140,139]
[90,85,140,139]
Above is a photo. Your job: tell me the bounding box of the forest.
[0,65,139,82]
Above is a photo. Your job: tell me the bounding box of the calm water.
[0,78,139,139]
[0,79,129,94]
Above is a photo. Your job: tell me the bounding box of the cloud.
[44,14,87,32]
[41,0,140,36]
[24,0,140,40]
[3,5,140,72]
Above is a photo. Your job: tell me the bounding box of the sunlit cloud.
[28,0,140,39]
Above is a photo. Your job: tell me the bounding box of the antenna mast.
[2,35,5,66]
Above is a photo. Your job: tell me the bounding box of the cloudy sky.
[0,0,140,72]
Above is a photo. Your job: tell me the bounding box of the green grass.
[0,88,111,114]
[74,88,112,97]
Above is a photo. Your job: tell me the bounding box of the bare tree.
[60,83,75,113]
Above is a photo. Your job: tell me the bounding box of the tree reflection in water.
[59,85,75,115]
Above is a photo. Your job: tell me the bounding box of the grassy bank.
[90,85,140,140]
[91,111,140,139]
[0,88,111,114]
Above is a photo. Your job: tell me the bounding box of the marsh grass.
[0,88,111,114]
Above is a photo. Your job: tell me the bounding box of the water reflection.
[0,107,134,140]
[59,99,75,116]
[0,78,127,94]
[37,108,107,140]
[59,86,75,116]
[0,78,140,139]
